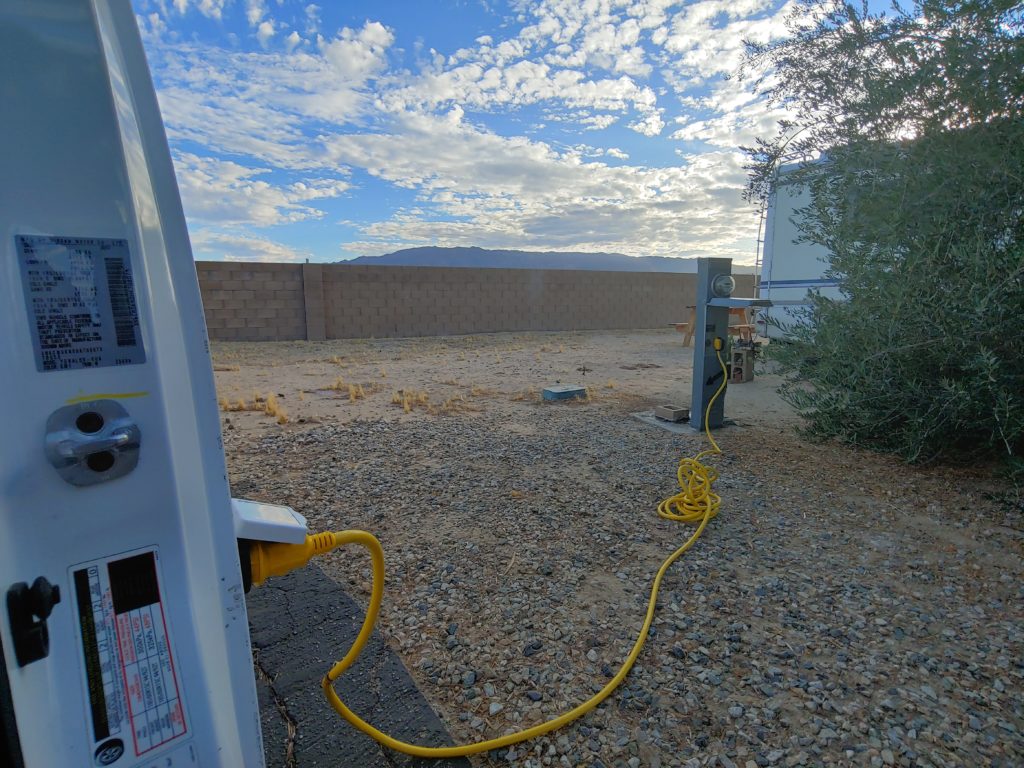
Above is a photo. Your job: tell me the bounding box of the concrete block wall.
[197,262,306,341]
[195,261,755,341]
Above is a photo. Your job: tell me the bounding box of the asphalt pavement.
[247,566,470,768]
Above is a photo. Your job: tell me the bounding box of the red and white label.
[72,548,192,766]
[115,598,187,753]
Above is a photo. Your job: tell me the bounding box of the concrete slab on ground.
[632,410,739,434]
[247,566,470,768]
[632,410,695,434]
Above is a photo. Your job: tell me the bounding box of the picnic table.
[670,305,756,347]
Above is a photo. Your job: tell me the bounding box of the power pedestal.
[690,259,770,429]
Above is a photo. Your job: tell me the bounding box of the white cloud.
[142,1,780,264]
[256,20,275,47]
[581,114,617,130]
[172,152,349,226]
[141,11,167,38]
[245,0,267,26]
[544,111,619,130]
[312,111,759,259]
[384,1,666,133]
[167,0,230,20]
[388,63,659,124]
[149,22,397,165]
[319,20,394,83]
[659,0,792,91]
[647,0,795,167]
[670,99,787,149]
[190,230,312,262]
[304,3,321,35]
[628,111,664,136]
[284,30,303,52]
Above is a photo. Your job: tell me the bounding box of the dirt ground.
[215,329,1023,768]
[211,329,796,431]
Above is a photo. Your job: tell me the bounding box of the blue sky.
[134,0,809,264]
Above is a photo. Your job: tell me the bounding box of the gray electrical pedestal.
[690,258,771,430]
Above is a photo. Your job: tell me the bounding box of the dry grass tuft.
[389,388,481,416]
[434,393,481,415]
[392,389,431,413]
[557,387,598,407]
[221,391,289,422]
[605,379,617,389]
[219,394,264,413]
[470,385,497,397]
[510,389,540,402]
[348,383,367,403]
[264,394,288,423]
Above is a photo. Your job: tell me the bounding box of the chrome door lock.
[45,400,141,486]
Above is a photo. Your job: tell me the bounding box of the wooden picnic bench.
[671,306,755,346]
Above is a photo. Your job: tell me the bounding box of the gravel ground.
[218,331,1023,768]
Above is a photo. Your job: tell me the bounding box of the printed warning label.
[16,234,145,372]
[72,548,192,767]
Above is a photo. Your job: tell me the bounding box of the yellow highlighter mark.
[66,391,150,405]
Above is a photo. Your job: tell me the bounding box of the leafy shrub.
[745,0,1024,467]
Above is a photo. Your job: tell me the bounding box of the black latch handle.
[7,577,61,667]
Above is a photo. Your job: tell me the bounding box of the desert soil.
[214,329,1023,768]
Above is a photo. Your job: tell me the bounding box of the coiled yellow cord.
[319,348,730,758]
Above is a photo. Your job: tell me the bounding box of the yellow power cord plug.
[250,348,730,759]
[248,531,385,588]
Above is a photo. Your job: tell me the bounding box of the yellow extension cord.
[307,348,729,759]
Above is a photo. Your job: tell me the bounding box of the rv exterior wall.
[759,173,840,338]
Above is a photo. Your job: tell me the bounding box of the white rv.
[756,164,841,339]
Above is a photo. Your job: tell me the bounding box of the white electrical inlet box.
[0,2,265,766]
[232,498,309,545]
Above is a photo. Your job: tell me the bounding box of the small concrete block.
[543,384,587,401]
[654,404,690,422]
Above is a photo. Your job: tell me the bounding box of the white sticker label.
[16,234,145,372]
[71,548,194,767]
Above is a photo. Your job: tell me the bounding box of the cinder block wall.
[196,262,306,341]
[195,261,755,341]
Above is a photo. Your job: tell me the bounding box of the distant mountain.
[342,246,755,273]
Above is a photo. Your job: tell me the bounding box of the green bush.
[745,0,1024,468]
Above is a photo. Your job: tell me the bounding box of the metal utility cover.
[542,384,587,401]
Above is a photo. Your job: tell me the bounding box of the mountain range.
[342,246,755,273]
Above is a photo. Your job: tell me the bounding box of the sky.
[134,0,806,265]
